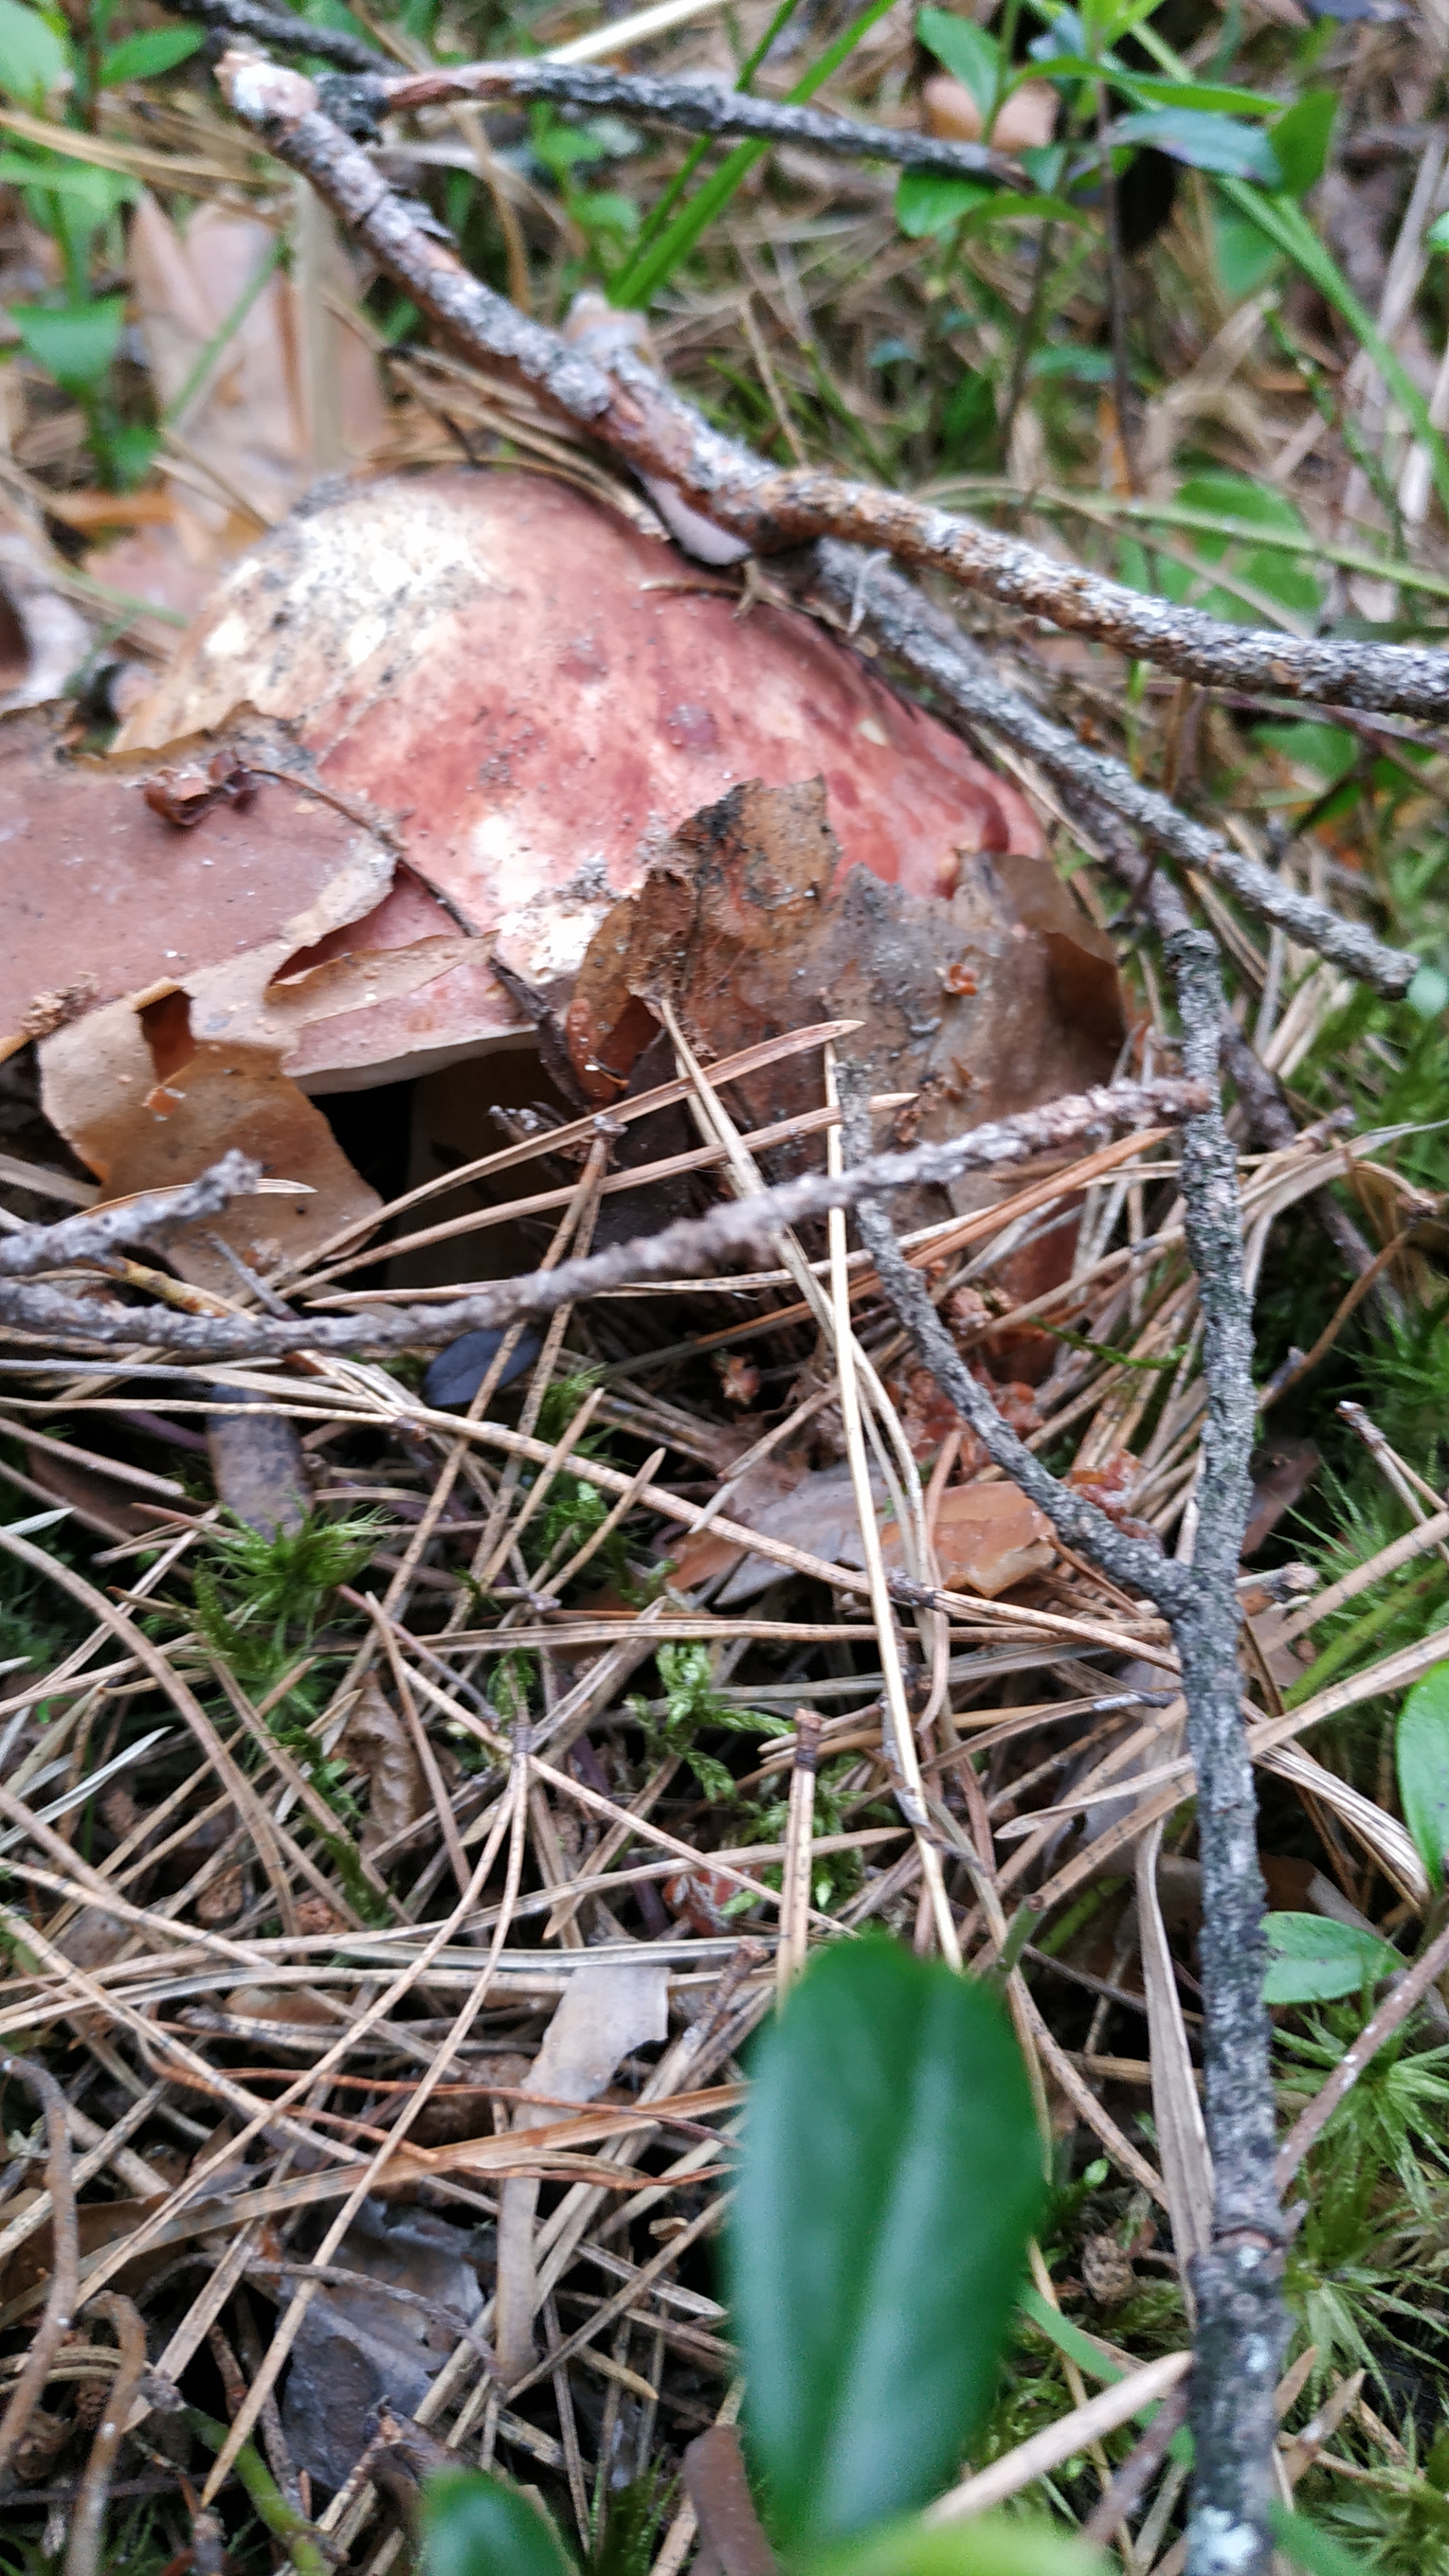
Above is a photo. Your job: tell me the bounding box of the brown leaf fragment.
[340,1677,429,1854]
[279,2204,484,2493]
[683,2427,780,2576]
[1080,2233,1138,2306]
[1242,1436,1320,1556]
[495,1960,669,2381]
[195,1864,246,1925]
[142,751,258,830]
[884,1479,1055,1598]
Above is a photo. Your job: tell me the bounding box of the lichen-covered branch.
[335,58,1027,190]
[0,1081,1203,1361]
[0,1151,262,1278]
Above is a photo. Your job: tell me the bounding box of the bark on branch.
[337,58,1029,190]
[0,1081,1202,1360]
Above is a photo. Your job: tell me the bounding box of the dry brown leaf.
[86,193,389,631]
[340,1677,429,1854]
[885,1479,1055,1598]
[281,2201,484,2491]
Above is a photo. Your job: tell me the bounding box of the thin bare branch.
[346,59,1027,189]
[0,1077,1205,1358]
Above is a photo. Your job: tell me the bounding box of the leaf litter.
[0,1,1448,2565]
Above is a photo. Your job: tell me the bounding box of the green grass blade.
[612,0,897,310]
[616,0,809,290]
[1216,182,1449,523]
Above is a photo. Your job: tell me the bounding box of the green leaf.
[917,7,999,113]
[98,24,203,83]
[809,2508,1107,2576]
[6,294,124,391]
[726,1936,1045,2551]
[422,2472,577,2576]
[1252,721,1357,786]
[0,0,68,103]
[1107,107,1281,183]
[1263,1912,1401,2005]
[1029,57,1279,109]
[1407,966,1449,1022]
[1428,210,1449,254]
[1112,70,1281,109]
[896,170,993,235]
[1270,90,1335,197]
[1397,1662,1449,1889]
[1267,2502,1380,2576]
[1213,204,1283,301]
[1153,472,1322,625]
[0,148,133,200]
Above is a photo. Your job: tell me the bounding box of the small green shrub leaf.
[726,1936,1045,2551]
[896,171,993,234]
[1407,965,1449,1021]
[422,2472,577,2576]
[809,2509,1107,2576]
[916,7,998,112]
[1107,107,1281,183]
[0,0,68,103]
[1146,470,1322,625]
[6,294,124,391]
[1397,1660,1449,1888]
[1262,1912,1400,2005]
[1269,91,1336,198]
[99,25,204,84]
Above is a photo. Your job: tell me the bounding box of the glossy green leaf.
[1267,2502,1379,2576]
[1252,721,1356,786]
[809,2509,1106,2576]
[1408,966,1449,1022]
[1263,1912,1400,2005]
[1213,203,1283,301]
[6,294,124,391]
[896,171,993,235]
[726,1936,1045,2551]
[1397,1662,1449,1889]
[423,2473,577,2576]
[1027,58,1280,110]
[1428,209,1449,254]
[1107,107,1281,183]
[917,6,998,113]
[1147,471,1322,625]
[0,0,68,104]
[1270,90,1335,197]
[99,24,203,83]
[1114,70,1280,108]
